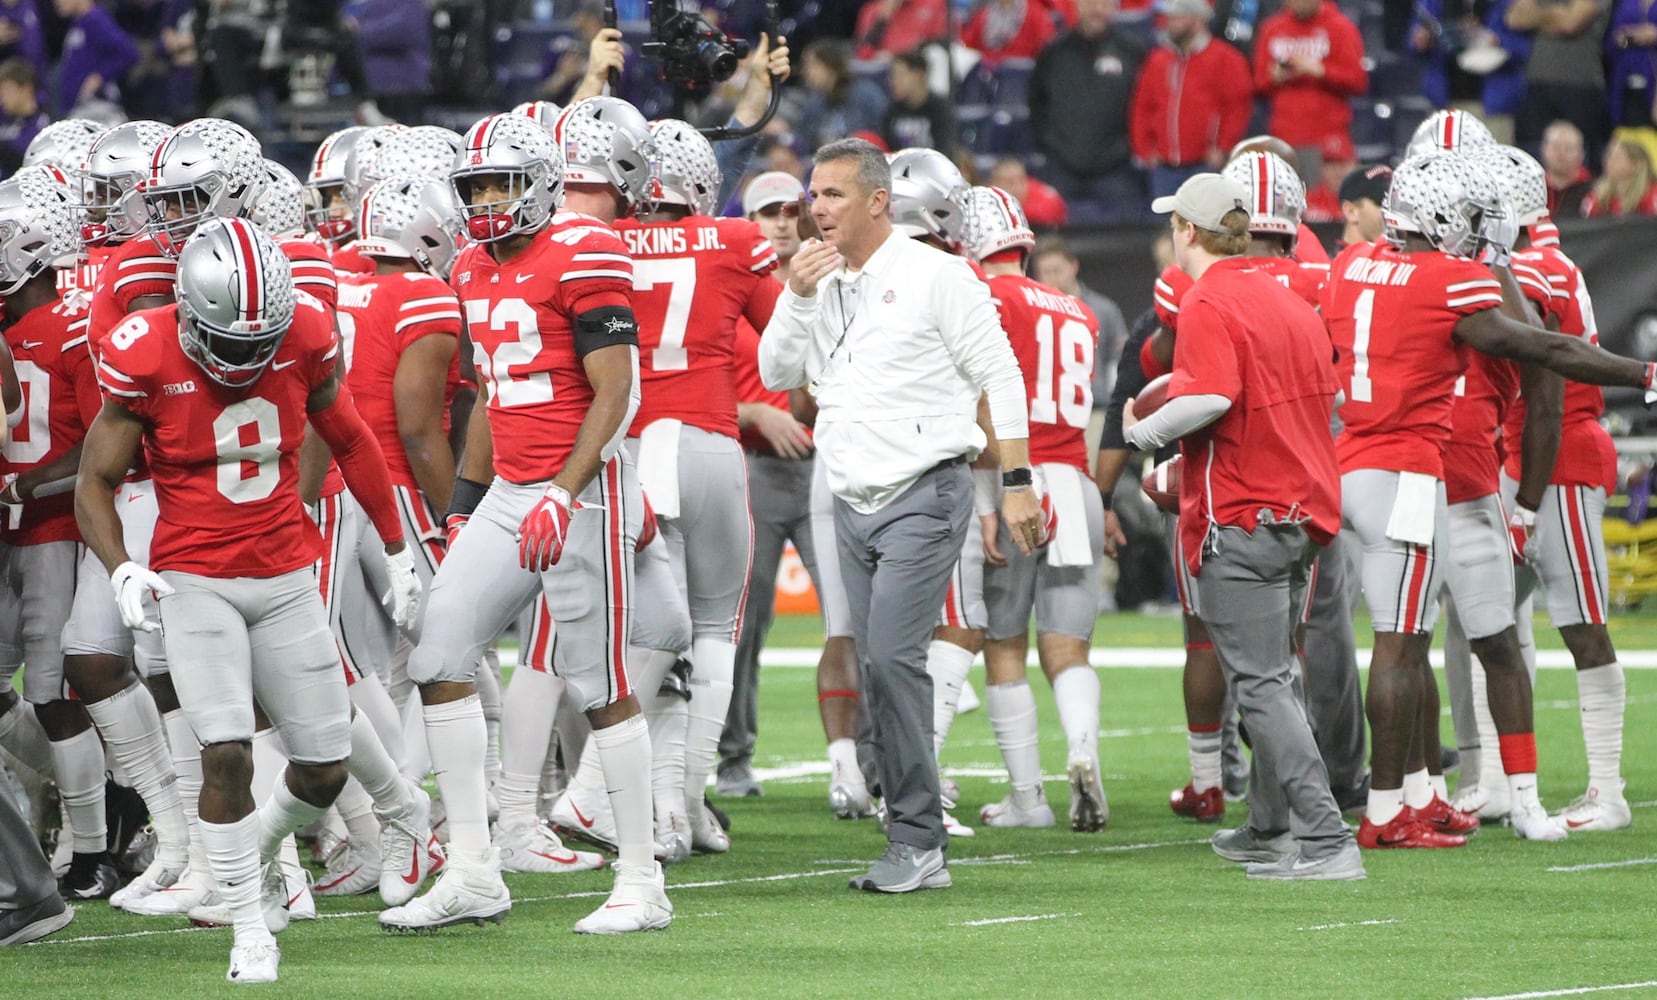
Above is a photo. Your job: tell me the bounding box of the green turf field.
[10,612,1657,999]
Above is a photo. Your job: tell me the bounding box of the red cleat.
[1169,783,1224,823]
[1357,807,1469,849]
[1417,795,1481,835]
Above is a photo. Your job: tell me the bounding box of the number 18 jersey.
[985,272,1098,470]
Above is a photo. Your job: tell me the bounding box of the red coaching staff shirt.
[1168,256,1342,575]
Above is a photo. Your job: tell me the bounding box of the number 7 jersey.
[985,272,1098,470]
[450,213,636,485]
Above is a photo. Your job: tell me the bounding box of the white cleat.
[1553,782,1633,833]
[572,861,672,934]
[1068,754,1111,833]
[226,938,280,984]
[1510,800,1568,842]
[282,862,315,921]
[378,849,511,932]
[314,843,381,897]
[379,784,444,907]
[548,784,619,853]
[123,862,217,916]
[653,809,691,865]
[979,792,1057,828]
[687,798,730,854]
[110,855,187,910]
[495,818,607,874]
[829,781,876,820]
[1452,784,1510,821]
[189,863,290,935]
[942,809,975,839]
[939,777,962,810]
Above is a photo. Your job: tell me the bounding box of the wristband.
[1002,467,1033,489]
[1098,488,1112,512]
[446,477,490,522]
[972,467,999,517]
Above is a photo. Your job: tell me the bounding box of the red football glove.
[519,483,578,571]
[1037,491,1058,547]
[1508,504,1536,565]
[444,513,468,551]
[637,492,658,552]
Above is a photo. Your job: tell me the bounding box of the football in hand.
[1143,455,1182,514]
[1132,373,1173,420]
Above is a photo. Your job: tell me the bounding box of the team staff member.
[760,138,1040,894]
[1127,174,1361,880]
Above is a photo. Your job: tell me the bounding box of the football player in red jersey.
[391,104,666,934]
[963,186,1111,833]
[76,218,419,983]
[1322,151,1655,850]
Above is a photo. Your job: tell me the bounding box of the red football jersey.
[731,317,804,455]
[613,216,779,438]
[1503,247,1615,492]
[332,243,375,277]
[1243,256,1329,310]
[3,297,100,545]
[86,235,176,354]
[1322,241,1500,478]
[1444,351,1519,504]
[1154,263,1192,332]
[337,271,462,490]
[450,213,636,484]
[986,272,1098,470]
[95,298,339,577]
[282,238,339,311]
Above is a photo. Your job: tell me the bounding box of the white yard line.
[1463,981,1657,1000]
[1296,918,1398,932]
[955,912,1078,927]
[1545,857,1657,873]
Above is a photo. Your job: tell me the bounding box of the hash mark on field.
[1296,918,1398,932]
[1546,857,1657,873]
[955,913,1078,927]
[1462,979,1657,999]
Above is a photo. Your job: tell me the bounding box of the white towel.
[1043,464,1094,568]
[1384,471,1438,546]
[636,419,683,520]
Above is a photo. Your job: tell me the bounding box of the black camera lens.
[695,38,739,81]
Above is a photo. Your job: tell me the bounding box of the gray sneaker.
[715,763,763,799]
[848,843,951,893]
[1211,827,1294,864]
[1245,843,1366,881]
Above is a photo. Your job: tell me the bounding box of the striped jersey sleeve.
[1442,276,1504,314]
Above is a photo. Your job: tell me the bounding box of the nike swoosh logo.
[570,802,596,829]
[271,359,297,371]
[20,340,43,349]
[532,851,580,865]
[515,273,533,283]
[603,902,633,910]
[317,866,362,890]
[1375,833,1409,846]
[403,849,421,885]
[127,493,144,502]
[1566,818,1594,829]
[286,887,304,906]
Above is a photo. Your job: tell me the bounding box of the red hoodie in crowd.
[1251,0,1367,149]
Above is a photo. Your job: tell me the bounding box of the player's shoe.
[939,777,961,810]
[495,818,607,874]
[549,784,619,853]
[379,849,511,932]
[1210,827,1293,864]
[315,843,381,897]
[110,855,186,910]
[58,852,120,900]
[379,784,444,906]
[979,791,1057,828]
[1244,843,1366,881]
[1510,799,1568,842]
[942,810,975,838]
[226,938,280,984]
[653,808,691,865]
[123,862,216,915]
[1553,782,1632,832]
[572,860,673,934]
[1450,782,1510,821]
[189,863,291,934]
[687,798,731,854]
[1418,795,1481,835]
[281,862,315,921]
[714,762,763,798]
[1356,808,1468,849]
[1169,783,1225,823]
[1068,754,1110,832]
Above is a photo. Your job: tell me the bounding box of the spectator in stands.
[962,0,1061,63]
[791,37,887,149]
[52,0,139,117]
[1031,0,1147,221]
[0,0,45,80]
[1411,0,1518,127]
[1302,132,1354,222]
[1479,0,1534,143]
[1128,0,1252,197]
[854,0,949,60]
[1252,0,1367,182]
[1607,0,1657,128]
[882,48,958,155]
[990,155,1069,226]
[1030,234,1129,418]
[1582,128,1657,215]
[1334,162,1390,248]
[350,0,430,122]
[1543,117,1596,216]
[157,0,196,117]
[0,55,45,173]
[1507,0,1611,165]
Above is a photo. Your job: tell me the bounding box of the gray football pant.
[1197,523,1351,860]
[0,775,55,913]
[1302,529,1367,799]
[720,451,821,771]
[836,459,971,853]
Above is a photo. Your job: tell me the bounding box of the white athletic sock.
[50,727,108,853]
[200,812,271,945]
[645,685,688,828]
[683,637,736,806]
[249,728,287,807]
[1428,772,1448,801]
[1051,665,1102,760]
[1187,727,1223,793]
[498,667,565,826]
[423,694,490,858]
[259,773,327,863]
[0,700,53,776]
[347,708,405,814]
[162,707,207,869]
[986,681,1042,797]
[478,658,503,793]
[349,672,404,764]
[926,640,975,756]
[591,713,653,868]
[399,694,431,783]
[1366,786,1404,826]
[1576,662,1625,791]
[85,683,188,863]
[1507,771,1541,810]
[1402,768,1433,810]
[334,778,380,851]
[827,738,862,789]
[1471,659,1503,795]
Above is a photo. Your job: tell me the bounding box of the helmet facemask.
[453,167,544,243]
[178,294,291,388]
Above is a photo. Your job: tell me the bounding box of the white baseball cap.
[744,171,804,216]
[1151,173,1250,232]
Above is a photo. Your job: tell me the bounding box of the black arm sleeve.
[445,477,490,521]
[1101,308,1159,451]
[574,305,641,360]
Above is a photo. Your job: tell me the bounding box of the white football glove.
[382,546,422,630]
[111,560,173,633]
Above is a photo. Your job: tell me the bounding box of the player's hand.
[753,405,813,459]
[982,512,1008,568]
[383,545,422,630]
[444,513,468,550]
[789,239,841,297]
[637,491,658,552]
[111,560,173,633]
[1102,508,1127,559]
[1508,504,1536,565]
[1002,486,1042,556]
[519,483,579,571]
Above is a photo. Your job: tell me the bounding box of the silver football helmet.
[648,119,721,217]
[1385,151,1502,259]
[888,147,969,249]
[249,160,306,239]
[175,217,297,388]
[553,97,658,211]
[81,119,171,246]
[365,126,464,188]
[141,118,267,252]
[356,175,466,279]
[962,185,1034,263]
[341,123,409,207]
[511,100,563,132]
[1405,109,1496,160]
[1465,144,1549,226]
[1221,150,1306,242]
[304,125,370,241]
[451,113,563,243]
[0,166,84,295]
[22,118,103,173]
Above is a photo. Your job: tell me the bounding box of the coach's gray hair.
[813,138,891,196]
